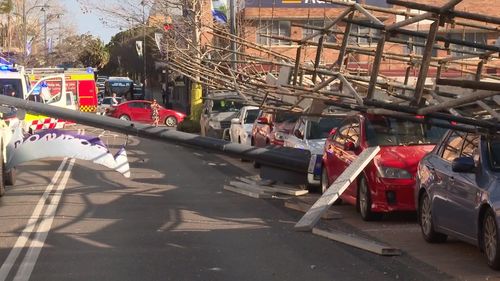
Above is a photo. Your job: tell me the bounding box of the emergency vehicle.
[27,67,98,113]
[0,63,74,131]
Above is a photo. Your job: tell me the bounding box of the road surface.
[0,125,450,281]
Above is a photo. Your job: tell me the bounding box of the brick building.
[237,0,500,78]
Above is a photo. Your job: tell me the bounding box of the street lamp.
[21,1,50,64]
[40,6,47,64]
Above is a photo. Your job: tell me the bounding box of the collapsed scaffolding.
[165,0,500,133]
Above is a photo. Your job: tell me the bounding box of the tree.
[78,35,109,68]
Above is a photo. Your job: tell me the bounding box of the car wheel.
[357,177,381,221]
[165,116,177,127]
[483,209,500,269]
[4,168,15,186]
[119,115,130,121]
[419,192,447,243]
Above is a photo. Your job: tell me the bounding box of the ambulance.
[0,63,74,131]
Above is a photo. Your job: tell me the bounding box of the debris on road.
[312,227,401,256]
[223,176,309,199]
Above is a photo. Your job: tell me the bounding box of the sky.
[64,0,121,43]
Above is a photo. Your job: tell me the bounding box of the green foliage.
[77,36,109,69]
[101,26,156,78]
[50,34,109,69]
[177,119,201,134]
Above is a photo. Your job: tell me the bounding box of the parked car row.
[199,94,500,269]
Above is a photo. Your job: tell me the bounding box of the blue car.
[416,129,500,269]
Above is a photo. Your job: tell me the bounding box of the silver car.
[284,116,344,187]
[416,130,500,269]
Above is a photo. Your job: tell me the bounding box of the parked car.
[200,92,244,139]
[322,114,445,220]
[229,106,260,146]
[284,115,344,188]
[251,112,298,148]
[106,100,186,127]
[97,96,123,115]
[416,130,500,269]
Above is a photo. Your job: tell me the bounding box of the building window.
[302,20,337,43]
[401,35,438,56]
[352,23,380,46]
[447,32,488,56]
[257,20,291,46]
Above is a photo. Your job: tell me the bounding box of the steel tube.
[0,96,310,173]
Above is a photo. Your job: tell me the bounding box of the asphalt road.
[0,125,452,281]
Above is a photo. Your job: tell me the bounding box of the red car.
[106,100,186,127]
[251,112,298,147]
[321,114,445,221]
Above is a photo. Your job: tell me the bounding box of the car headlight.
[208,121,221,129]
[377,166,412,179]
[274,132,285,141]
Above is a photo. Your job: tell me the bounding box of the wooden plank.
[312,228,401,256]
[294,146,381,231]
[230,181,308,196]
[284,201,342,220]
[223,185,272,199]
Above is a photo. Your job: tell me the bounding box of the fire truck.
[27,68,98,113]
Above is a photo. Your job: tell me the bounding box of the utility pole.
[141,0,147,100]
[22,0,26,64]
[189,0,202,120]
[229,0,237,70]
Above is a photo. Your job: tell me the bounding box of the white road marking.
[0,158,68,281]
[0,128,82,281]
[13,159,75,281]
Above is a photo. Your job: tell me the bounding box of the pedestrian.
[161,82,167,105]
[111,92,119,106]
[151,99,160,127]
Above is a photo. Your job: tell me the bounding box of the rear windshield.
[212,100,243,112]
[366,117,445,146]
[307,117,343,139]
[244,109,260,124]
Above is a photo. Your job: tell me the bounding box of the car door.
[445,133,480,239]
[128,102,149,122]
[326,119,360,191]
[430,130,466,231]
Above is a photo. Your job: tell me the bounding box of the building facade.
[237,0,500,78]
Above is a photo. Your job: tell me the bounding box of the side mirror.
[231,118,240,124]
[329,128,337,136]
[344,141,356,151]
[257,117,269,125]
[294,129,304,139]
[452,157,475,173]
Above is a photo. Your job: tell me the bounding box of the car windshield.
[275,112,299,123]
[366,117,445,146]
[211,100,243,112]
[244,109,260,124]
[307,117,343,139]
